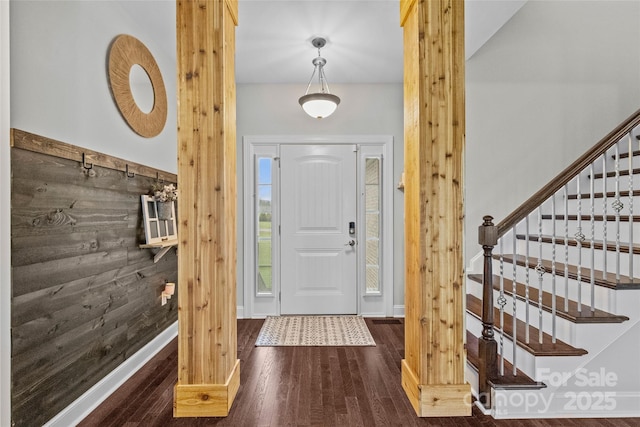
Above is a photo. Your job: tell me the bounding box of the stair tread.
[515,233,640,255]
[592,168,640,179]
[468,273,629,323]
[466,331,546,390]
[467,294,588,357]
[541,214,640,222]
[498,254,640,290]
[567,189,640,200]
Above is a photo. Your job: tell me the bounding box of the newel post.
[478,215,498,407]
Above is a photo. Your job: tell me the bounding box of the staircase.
[465,109,640,419]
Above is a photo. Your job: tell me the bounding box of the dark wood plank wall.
[10,130,178,427]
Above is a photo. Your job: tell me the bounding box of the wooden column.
[174,0,239,417]
[400,0,471,417]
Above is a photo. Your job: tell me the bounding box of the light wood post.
[174,0,239,417]
[400,0,471,417]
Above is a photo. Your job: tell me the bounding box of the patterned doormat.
[255,315,376,347]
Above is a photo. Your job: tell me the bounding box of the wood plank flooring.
[79,319,640,427]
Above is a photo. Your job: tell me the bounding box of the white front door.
[280,144,357,315]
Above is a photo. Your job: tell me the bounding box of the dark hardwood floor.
[79,319,640,427]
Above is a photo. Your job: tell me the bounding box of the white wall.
[9,0,177,173]
[1,2,11,425]
[236,83,405,313]
[465,0,640,262]
[6,2,176,423]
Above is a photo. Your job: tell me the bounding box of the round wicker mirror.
[108,34,167,138]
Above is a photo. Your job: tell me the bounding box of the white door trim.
[243,135,394,318]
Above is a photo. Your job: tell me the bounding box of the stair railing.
[477,107,640,408]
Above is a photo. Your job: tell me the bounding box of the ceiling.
[235,0,528,84]
[133,0,527,84]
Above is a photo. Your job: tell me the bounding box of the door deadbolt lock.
[349,221,356,235]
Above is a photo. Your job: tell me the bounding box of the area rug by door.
[255,315,376,346]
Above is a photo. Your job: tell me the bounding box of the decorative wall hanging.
[139,194,178,263]
[108,34,167,137]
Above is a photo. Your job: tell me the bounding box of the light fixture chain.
[303,64,318,96]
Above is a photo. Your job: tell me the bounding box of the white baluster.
[551,194,557,344]
[602,154,608,279]
[590,164,596,312]
[512,226,518,376]
[498,239,506,376]
[525,215,530,344]
[537,207,544,345]
[628,132,634,282]
[564,185,570,312]
[614,143,622,283]
[575,174,584,312]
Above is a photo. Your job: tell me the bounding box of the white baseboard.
[237,305,244,319]
[44,321,178,427]
[393,305,405,318]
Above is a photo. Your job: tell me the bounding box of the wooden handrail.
[497,108,640,237]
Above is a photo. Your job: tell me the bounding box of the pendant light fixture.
[298,37,340,119]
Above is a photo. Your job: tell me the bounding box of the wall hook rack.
[82,153,93,170]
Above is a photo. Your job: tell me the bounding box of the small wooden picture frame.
[141,195,177,244]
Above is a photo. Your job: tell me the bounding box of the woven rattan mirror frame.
[108,34,167,138]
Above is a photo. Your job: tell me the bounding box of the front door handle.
[345,239,356,247]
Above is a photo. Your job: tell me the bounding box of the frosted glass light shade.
[299,93,340,119]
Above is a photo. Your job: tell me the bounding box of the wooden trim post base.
[174,360,240,418]
[402,360,472,417]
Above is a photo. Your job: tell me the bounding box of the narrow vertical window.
[257,157,273,295]
[365,158,381,294]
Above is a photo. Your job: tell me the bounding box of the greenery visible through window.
[365,158,381,293]
[257,157,273,295]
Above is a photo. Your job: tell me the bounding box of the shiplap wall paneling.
[10,131,177,427]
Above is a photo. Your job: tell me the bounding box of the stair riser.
[488,261,620,310]
[466,313,538,377]
[497,242,639,281]
[468,277,576,344]
[558,166,635,199]
[560,190,640,215]
[592,172,640,190]
[469,278,610,346]
[491,328,640,420]
[518,220,640,245]
[492,290,577,345]
[606,143,640,169]
[487,282,640,339]
[467,313,586,382]
[613,291,640,318]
